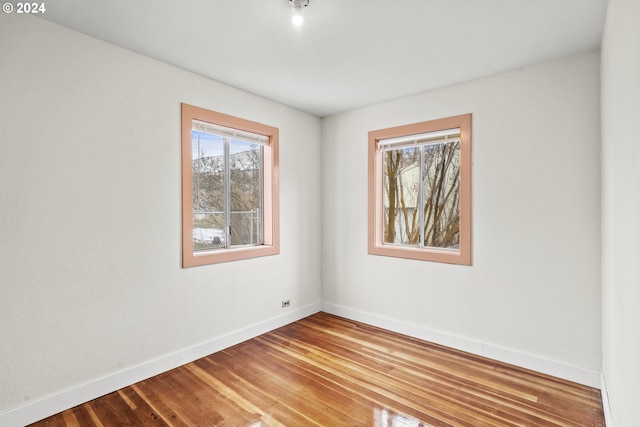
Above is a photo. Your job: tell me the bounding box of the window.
[181,103,279,267]
[368,114,471,265]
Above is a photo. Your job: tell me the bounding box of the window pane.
[192,129,226,251]
[229,139,263,246]
[422,141,461,249]
[383,147,420,245]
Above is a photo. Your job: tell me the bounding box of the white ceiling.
[39,0,608,117]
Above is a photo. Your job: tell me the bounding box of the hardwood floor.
[29,312,605,427]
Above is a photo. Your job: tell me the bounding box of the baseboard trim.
[601,373,613,426]
[322,302,602,389]
[0,302,322,427]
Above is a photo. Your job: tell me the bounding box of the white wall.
[322,53,602,377]
[0,14,322,419]
[601,0,640,425]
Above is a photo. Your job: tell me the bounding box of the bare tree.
[384,141,460,248]
[423,141,460,248]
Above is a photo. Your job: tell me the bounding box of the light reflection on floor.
[374,408,435,427]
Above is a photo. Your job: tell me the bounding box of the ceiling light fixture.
[289,0,309,26]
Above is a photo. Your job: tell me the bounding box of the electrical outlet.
[282,299,291,308]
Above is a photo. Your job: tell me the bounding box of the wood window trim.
[368,113,472,265]
[181,103,280,267]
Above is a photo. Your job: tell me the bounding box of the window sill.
[183,244,279,267]
[368,243,470,265]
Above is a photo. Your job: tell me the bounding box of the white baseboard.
[322,302,602,389]
[0,303,322,427]
[601,373,613,427]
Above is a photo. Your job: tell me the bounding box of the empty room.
[1,0,638,426]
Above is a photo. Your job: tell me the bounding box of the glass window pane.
[422,141,461,249]
[229,139,263,246]
[383,147,420,246]
[192,129,226,251]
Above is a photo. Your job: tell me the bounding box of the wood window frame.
[368,113,472,265]
[181,103,280,267]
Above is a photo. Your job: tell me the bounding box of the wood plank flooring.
[29,312,605,427]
